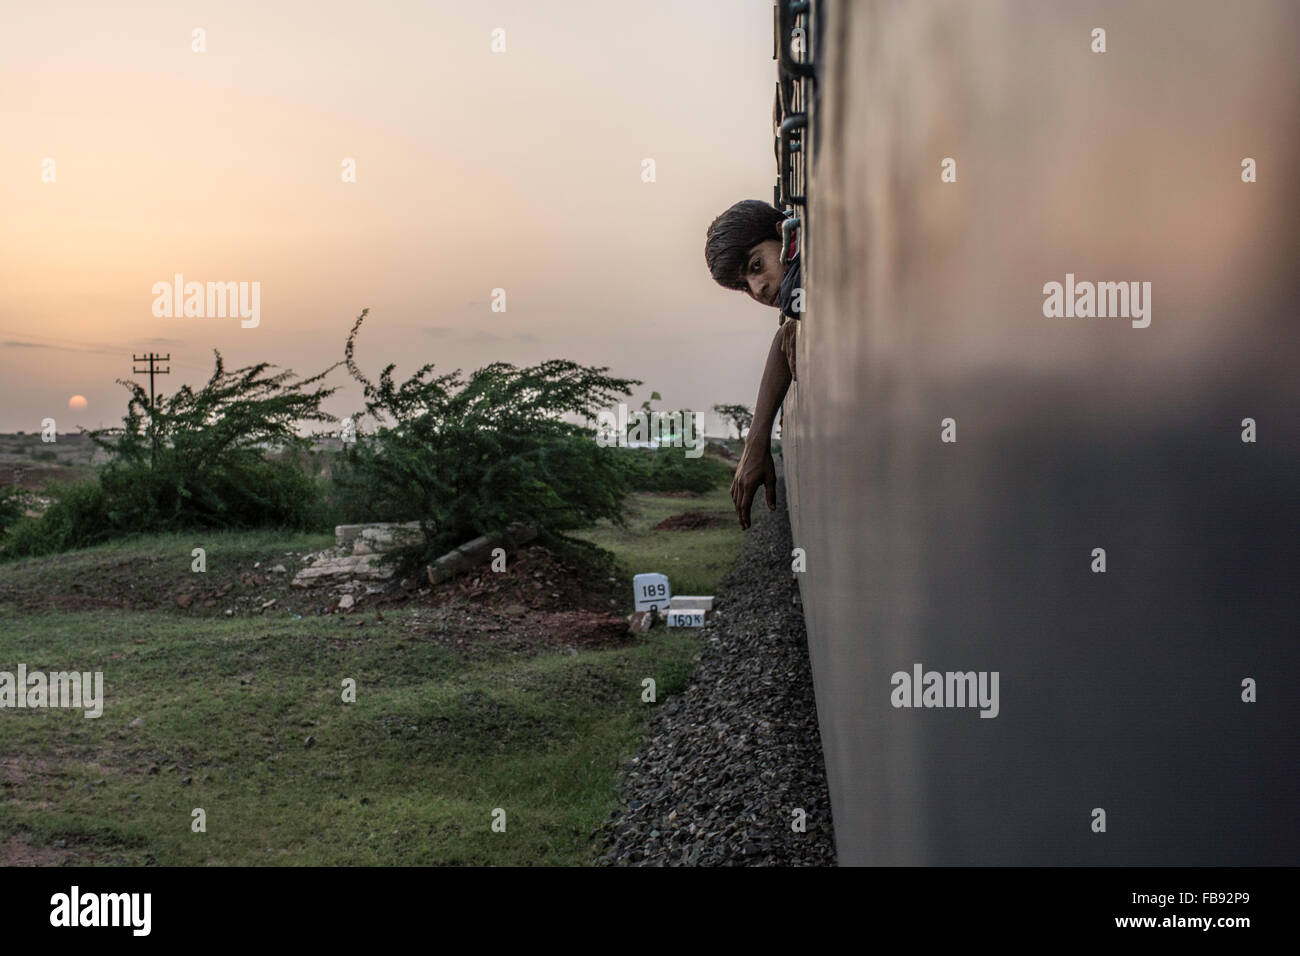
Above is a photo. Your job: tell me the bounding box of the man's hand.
[733,324,793,530]
[731,439,777,530]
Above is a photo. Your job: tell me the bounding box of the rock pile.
[290,521,424,614]
[291,522,422,590]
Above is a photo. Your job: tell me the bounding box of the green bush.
[96,447,324,533]
[1,480,111,557]
[5,350,342,557]
[0,485,29,537]
[331,309,641,569]
[81,350,341,534]
[616,448,732,493]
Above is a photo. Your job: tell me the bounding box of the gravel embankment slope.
[595,470,836,866]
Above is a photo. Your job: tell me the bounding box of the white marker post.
[632,573,671,613]
[666,608,705,628]
[668,596,714,612]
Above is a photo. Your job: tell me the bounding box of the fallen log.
[425,523,538,586]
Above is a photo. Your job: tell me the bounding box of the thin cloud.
[424,327,539,344]
[466,330,539,344]
[1,339,118,355]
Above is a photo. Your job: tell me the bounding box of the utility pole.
[132,353,170,468]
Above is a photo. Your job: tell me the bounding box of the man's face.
[742,239,784,308]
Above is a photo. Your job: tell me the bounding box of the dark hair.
[704,200,785,290]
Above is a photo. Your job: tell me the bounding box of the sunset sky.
[0,0,777,434]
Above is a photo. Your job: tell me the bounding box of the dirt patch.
[0,555,307,617]
[0,756,52,785]
[405,545,622,616]
[0,754,123,785]
[172,571,277,610]
[652,511,729,531]
[394,605,632,658]
[0,835,76,866]
[44,594,127,611]
[1,537,620,624]
[526,610,633,648]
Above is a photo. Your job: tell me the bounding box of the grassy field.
[570,487,742,597]
[0,489,741,866]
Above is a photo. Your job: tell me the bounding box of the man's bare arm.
[731,322,796,529]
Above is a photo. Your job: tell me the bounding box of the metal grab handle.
[779,112,807,207]
[781,214,801,265]
[778,0,814,79]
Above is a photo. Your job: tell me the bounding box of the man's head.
[705,200,786,307]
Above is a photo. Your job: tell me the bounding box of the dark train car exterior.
[781,0,1300,865]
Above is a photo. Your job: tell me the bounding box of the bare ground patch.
[0,834,77,866]
[0,756,52,785]
[652,511,729,531]
[390,605,632,659]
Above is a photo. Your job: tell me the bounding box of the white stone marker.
[632,572,671,613]
[669,595,714,612]
[666,608,705,628]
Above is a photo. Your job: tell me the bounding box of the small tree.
[85,351,341,532]
[623,391,700,444]
[713,403,753,439]
[624,391,662,440]
[332,309,641,567]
